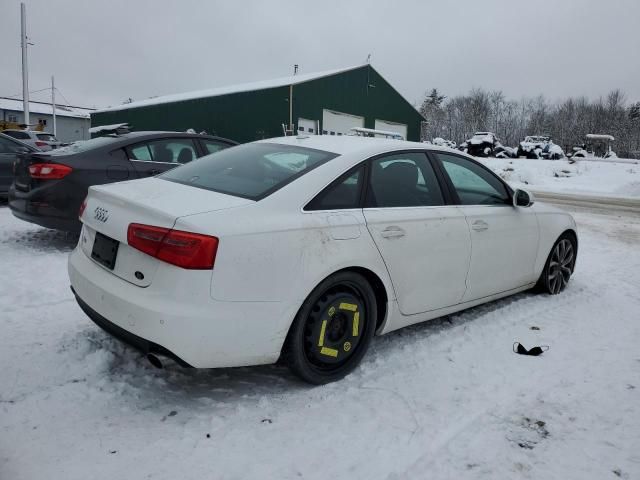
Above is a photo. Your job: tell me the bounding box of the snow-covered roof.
[88,123,129,134]
[94,64,370,114]
[586,134,615,141]
[0,97,93,119]
[259,134,453,157]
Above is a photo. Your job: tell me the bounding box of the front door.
[363,152,471,315]
[436,152,539,301]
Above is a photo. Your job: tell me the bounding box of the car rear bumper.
[8,184,81,231]
[68,245,294,368]
[71,286,193,367]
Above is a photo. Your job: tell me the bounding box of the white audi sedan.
[68,136,577,384]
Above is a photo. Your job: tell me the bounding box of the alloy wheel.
[547,238,574,294]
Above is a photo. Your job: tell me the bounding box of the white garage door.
[297,118,318,135]
[322,109,364,136]
[374,119,408,140]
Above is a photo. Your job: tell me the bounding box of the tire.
[536,233,577,294]
[284,271,377,384]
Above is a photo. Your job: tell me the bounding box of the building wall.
[292,66,423,141]
[0,109,90,142]
[91,66,424,143]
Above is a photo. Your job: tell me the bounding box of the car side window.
[148,139,198,164]
[202,140,227,155]
[438,153,510,206]
[128,144,152,161]
[365,152,444,208]
[306,165,364,211]
[127,139,198,164]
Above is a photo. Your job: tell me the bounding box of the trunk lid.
[81,177,253,287]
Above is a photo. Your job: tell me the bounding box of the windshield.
[160,142,338,200]
[46,136,120,155]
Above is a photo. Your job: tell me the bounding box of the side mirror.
[513,188,535,207]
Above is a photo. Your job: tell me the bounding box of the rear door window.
[128,144,153,161]
[306,166,364,210]
[128,139,198,164]
[201,139,228,155]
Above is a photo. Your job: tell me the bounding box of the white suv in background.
[2,129,62,151]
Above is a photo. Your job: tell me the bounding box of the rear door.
[363,151,471,315]
[435,152,539,301]
[127,137,199,177]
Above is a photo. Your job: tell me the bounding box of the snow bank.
[483,157,640,198]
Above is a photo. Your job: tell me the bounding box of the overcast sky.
[1,0,639,110]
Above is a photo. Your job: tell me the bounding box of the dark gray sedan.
[0,132,38,199]
[9,131,236,231]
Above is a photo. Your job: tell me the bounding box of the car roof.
[259,135,453,156]
[97,131,237,144]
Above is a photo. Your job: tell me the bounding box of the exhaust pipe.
[146,352,163,369]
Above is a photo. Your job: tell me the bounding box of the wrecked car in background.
[460,132,500,157]
[517,136,564,159]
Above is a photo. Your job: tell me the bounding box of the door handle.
[471,220,489,232]
[380,226,406,238]
[148,169,161,176]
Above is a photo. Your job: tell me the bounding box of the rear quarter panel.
[173,203,396,337]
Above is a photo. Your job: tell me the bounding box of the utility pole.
[51,76,56,136]
[21,2,30,126]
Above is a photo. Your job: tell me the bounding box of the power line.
[54,87,72,107]
[3,87,51,99]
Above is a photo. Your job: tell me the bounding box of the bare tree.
[417,87,640,157]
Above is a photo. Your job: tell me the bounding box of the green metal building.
[91,64,425,143]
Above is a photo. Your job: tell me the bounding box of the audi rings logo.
[94,207,110,223]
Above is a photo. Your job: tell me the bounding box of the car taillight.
[78,196,88,219]
[35,141,48,148]
[127,223,219,270]
[28,163,73,179]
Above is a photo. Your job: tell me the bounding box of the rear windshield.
[36,133,56,141]
[160,143,338,200]
[46,136,120,155]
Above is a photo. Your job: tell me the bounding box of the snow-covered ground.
[481,157,640,198]
[1,202,640,480]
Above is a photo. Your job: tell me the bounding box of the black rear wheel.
[284,272,377,384]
